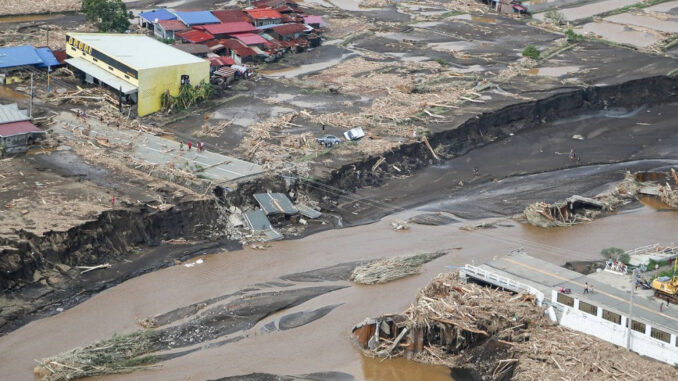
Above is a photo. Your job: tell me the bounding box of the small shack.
[153,20,187,40]
[245,8,283,27]
[0,103,44,155]
[138,9,177,29]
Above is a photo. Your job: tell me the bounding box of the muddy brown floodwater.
[0,198,676,380]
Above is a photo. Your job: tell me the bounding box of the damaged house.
[0,103,44,155]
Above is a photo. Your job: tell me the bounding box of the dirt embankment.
[2,76,676,334]
[314,76,678,196]
[0,199,222,291]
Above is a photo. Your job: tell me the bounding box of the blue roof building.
[0,45,48,70]
[173,11,220,26]
[138,9,177,27]
[34,47,60,68]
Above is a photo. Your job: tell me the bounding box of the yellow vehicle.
[652,259,678,303]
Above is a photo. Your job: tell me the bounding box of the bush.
[565,29,584,43]
[522,45,540,59]
[82,0,132,33]
[433,57,449,67]
[544,10,565,25]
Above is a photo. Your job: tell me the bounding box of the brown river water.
[0,203,676,380]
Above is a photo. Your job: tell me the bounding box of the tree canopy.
[82,0,131,33]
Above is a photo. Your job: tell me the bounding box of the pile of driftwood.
[522,171,644,228]
[349,251,446,285]
[352,272,678,380]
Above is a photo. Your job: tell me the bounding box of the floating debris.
[349,251,447,285]
[352,272,677,380]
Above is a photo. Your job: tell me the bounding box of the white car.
[344,127,365,141]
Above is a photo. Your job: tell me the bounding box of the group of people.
[180,141,206,152]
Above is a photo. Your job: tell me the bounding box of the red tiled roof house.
[244,8,283,27]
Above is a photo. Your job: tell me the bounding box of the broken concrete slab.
[296,204,322,219]
[254,193,299,215]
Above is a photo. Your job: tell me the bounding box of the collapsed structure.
[353,260,678,380]
[522,170,677,228]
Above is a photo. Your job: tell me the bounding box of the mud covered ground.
[0,0,677,379]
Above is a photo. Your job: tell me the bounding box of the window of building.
[108,66,114,71]
[557,293,574,307]
[124,75,130,79]
[93,58,98,62]
[602,310,621,324]
[578,301,598,316]
[650,327,670,343]
[631,320,646,334]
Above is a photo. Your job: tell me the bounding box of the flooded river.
[0,198,676,380]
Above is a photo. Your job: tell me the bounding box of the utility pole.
[626,268,638,351]
[29,72,33,118]
[46,29,50,48]
[47,65,51,94]
[118,86,123,113]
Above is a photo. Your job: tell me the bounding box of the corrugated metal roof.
[221,39,257,57]
[303,15,325,26]
[156,19,188,31]
[244,210,283,241]
[174,10,220,26]
[139,9,177,23]
[296,204,322,219]
[214,67,236,77]
[244,209,272,231]
[0,120,42,137]
[232,33,268,45]
[253,192,298,215]
[34,47,60,68]
[173,43,210,55]
[271,23,307,35]
[0,103,29,124]
[209,56,235,66]
[176,29,215,43]
[211,9,250,23]
[67,33,207,70]
[200,22,257,35]
[65,58,138,94]
[0,45,44,69]
[245,8,283,20]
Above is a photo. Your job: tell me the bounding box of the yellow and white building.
[65,33,209,116]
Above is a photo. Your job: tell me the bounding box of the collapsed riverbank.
[2,75,677,335]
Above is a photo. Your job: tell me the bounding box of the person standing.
[187,141,193,151]
[583,282,589,294]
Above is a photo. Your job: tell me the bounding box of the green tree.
[522,45,540,60]
[600,247,630,263]
[82,0,131,33]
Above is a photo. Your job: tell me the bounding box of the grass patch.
[522,44,540,59]
[433,57,449,67]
